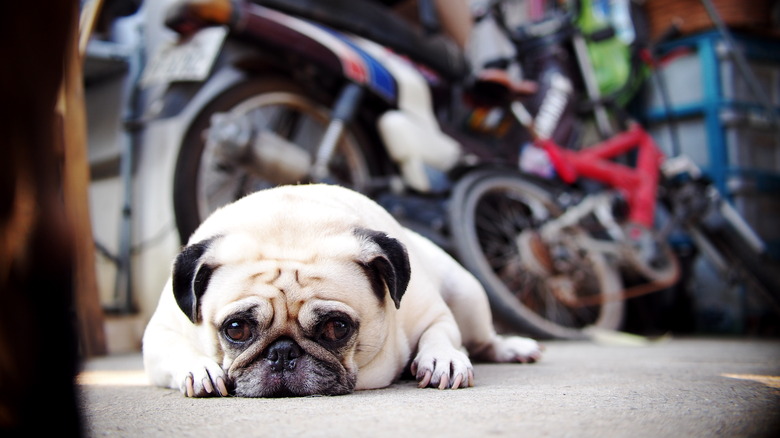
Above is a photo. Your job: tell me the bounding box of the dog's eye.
[320,319,351,343]
[224,320,252,343]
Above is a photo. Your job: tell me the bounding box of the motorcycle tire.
[173,76,377,243]
[448,170,625,339]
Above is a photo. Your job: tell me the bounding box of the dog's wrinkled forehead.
[210,228,362,266]
[171,225,410,323]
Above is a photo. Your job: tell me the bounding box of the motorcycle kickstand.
[312,82,364,182]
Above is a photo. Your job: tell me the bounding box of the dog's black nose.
[264,337,303,372]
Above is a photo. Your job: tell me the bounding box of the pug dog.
[143,184,542,397]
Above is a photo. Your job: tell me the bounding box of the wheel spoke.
[269,106,303,140]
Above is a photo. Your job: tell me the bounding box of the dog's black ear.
[172,237,219,323]
[355,228,411,309]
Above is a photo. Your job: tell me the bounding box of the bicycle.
[446,2,780,339]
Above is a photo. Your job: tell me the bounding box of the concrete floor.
[77,337,780,437]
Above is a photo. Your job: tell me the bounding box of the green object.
[575,0,641,104]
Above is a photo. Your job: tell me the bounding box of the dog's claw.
[202,377,214,394]
[185,375,195,397]
[216,377,229,397]
[452,374,463,389]
[418,370,432,388]
[438,374,449,390]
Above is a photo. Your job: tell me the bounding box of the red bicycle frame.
[536,123,665,228]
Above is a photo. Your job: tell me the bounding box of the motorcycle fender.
[149,67,246,122]
[145,40,258,122]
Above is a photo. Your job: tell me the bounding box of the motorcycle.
[141,0,779,339]
[144,0,473,241]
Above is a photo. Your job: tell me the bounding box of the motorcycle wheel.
[448,170,625,339]
[173,76,376,243]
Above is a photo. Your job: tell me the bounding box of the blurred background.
[80,0,780,356]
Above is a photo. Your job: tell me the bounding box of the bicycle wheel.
[173,76,376,243]
[448,170,624,339]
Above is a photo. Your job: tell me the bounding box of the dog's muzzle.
[230,336,356,398]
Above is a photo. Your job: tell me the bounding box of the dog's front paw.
[478,335,543,364]
[175,357,230,397]
[411,346,474,389]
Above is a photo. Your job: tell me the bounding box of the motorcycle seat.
[250,0,470,81]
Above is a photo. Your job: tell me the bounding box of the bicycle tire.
[448,170,625,339]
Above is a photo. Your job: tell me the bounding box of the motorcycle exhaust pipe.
[250,130,312,185]
[209,112,312,185]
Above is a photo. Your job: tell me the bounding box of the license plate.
[141,26,228,87]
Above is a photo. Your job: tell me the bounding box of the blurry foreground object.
[0,0,106,435]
